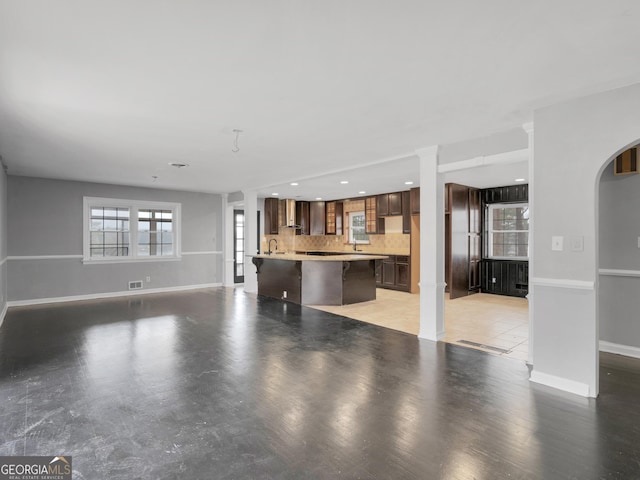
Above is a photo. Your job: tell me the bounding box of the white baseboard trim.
[530,370,592,397]
[600,340,640,359]
[0,301,7,328]
[7,283,223,307]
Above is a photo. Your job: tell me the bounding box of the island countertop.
[251,253,388,261]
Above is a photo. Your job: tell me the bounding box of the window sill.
[485,257,529,261]
[82,256,182,265]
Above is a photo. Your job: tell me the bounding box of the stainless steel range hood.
[280,198,300,228]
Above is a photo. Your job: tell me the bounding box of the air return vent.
[128,280,143,290]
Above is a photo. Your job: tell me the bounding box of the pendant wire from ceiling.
[232,129,242,153]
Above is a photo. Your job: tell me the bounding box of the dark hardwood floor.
[0,287,638,479]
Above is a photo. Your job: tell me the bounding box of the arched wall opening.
[597,143,640,362]
[530,82,640,398]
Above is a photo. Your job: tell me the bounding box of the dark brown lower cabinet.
[378,255,410,292]
[481,259,528,297]
[395,256,410,289]
[382,259,395,286]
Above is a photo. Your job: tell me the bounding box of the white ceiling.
[1,1,639,200]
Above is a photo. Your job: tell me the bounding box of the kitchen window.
[487,203,529,259]
[83,197,181,263]
[349,211,369,244]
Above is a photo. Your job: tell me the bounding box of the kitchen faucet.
[268,238,278,255]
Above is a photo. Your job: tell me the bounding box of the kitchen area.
[257,188,421,300]
[252,182,529,362]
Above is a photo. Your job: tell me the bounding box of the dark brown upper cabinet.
[410,187,420,215]
[377,194,389,216]
[325,201,343,235]
[310,201,326,236]
[378,192,402,216]
[295,201,310,236]
[365,196,384,234]
[402,191,411,234]
[388,192,402,216]
[264,197,279,235]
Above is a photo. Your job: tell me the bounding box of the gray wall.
[532,82,640,396]
[0,167,7,321]
[7,176,223,302]
[598,165,640,348]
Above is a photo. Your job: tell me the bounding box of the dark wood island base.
[251,253,387,306]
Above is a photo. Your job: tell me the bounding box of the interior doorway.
[597,144,640,364]
[233,209,245,283]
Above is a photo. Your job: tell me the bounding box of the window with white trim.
[349,211,369,244]
[487,203,529,259]
[83,197,181,263]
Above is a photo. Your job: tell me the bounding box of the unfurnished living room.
[2,2,640,479]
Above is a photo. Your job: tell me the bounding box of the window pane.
[89,206,130,257]
[137,209,174,256]
[489,204,528,258]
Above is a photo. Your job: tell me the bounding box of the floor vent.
[128,280,143,290]
[458,339,511,354]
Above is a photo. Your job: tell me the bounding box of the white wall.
[7,176,223,303]
[598,166,640,355]
[531,82,640,397]
[0,167,7,325]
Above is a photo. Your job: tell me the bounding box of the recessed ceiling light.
[514,178,526,182]
[340,180,349,184]
[358,191,366,194]
[290,182,299,186]
[315,197,322,200]
[271,192,279,196]
[405,181,414,185]
[169,162,189,168]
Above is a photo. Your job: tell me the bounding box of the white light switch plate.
[552,236,564,251]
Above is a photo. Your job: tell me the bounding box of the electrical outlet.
[492,277,496,284]
[145,276,151,283]
[283,290,288,299]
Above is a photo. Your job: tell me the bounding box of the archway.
[597,143,640,371]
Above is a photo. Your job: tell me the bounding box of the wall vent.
[128,280,143,290]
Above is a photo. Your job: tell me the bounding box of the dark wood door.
[382,259,395,286]
[410,187,420,214]
[296,201,310,236]
[395,257,410,288]
[335,202,343,235]
[310,201,325,235]
[377,194,389,216]
[468,188,481,293]
[388,192,402,215]
[264,198,279,235]
[449,183,469,299]
[402,191,411,233]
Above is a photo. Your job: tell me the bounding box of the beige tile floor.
[310,289,529,362]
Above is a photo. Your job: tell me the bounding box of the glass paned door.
[234,210,245,283]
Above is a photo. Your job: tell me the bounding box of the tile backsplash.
[262,228,410,255]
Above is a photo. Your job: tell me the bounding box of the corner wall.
[7,176,223,304]
[531,82,640,397]
[0,167,7,325]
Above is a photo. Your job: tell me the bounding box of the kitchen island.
[251,253,388,305]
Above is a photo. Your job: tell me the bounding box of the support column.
[222,194,238,287]
[242,190,258,294]
[417,145,445,341]
[523,122,534,365]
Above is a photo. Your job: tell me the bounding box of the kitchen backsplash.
[262,228,410,255]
